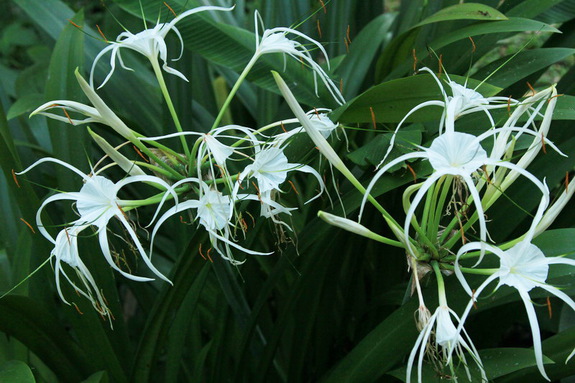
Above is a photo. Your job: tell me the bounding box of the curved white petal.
[359,151,428,221]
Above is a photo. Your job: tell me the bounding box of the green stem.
[440,263,498,275]
[121,184,191,210]
[134,133,186,164]
[433,176,452,242]
[132,139,184,180]
[151,58,191,160]
[431,260,447,307]
[402,183,439,258]
[211,54,259,131]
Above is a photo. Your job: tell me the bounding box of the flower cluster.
[20,5,342,323]
[275,65,574,381]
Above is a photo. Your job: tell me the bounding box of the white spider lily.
[238,190,297,231]
[381,67,519,167]
[90,6,234,88]
[141,125,262,186]
[454,240,575,381]
[234,147,325,203]
[17,157,176,283]
[407,304,486,383]
[151,179,272,265]
[51,224,112,324]
[360,129,551,259]
[253,11,345,105]
[31,70,136,140]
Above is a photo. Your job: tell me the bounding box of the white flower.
[90,6,234,88]
[380,67,520,167]
[51,224,112,324]
[455,240,575,381]
[17,157,176,283]
[31,70,136,140]
[235,147,325,202]
[407,304,486,383]
[253,11,345,105]
[140,125,262,187]
[151,179,272,265]
[421,67,518,133]
[360,129,551,259]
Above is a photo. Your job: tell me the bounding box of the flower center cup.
[76,176,119,227]
[498,242,549,292]
[427,132,487,173]
[198,190,232,231]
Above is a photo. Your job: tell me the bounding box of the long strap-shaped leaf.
[0,295,93,382]
[130,234,210,383]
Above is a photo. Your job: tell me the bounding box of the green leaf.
[130,241,209,383]
[506,0,565,18]
[388,348,553,382]
[6,93,45,120]
[0,295,92,382]
[552,95,575,120]
[538,0,575,24]
[347,125,423,167]
[534,229,575,257]
[496,326,575,382]
[81,371,108,383]
[335,13,396,98]
[412,3,507,28]
[429,18,560,52]
[376,3,509,81]
[332,74,500,124]
[0,360,35,383]
[44,9,88,191]
[473,48,575,89]
[319,299,419,383]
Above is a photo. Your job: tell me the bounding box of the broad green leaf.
[347,126,423,167]
[376,3,508,81]
[335,13,396,98]
[332,74,500,124]
[0,88,50,299]
[44,10,88,191]
[496,326,575,382]
[0,360,35,383]
[388,348,553,382]
[506,0,565,18]
[534,229,575,257]
[473,48,575,89]
[81,371,108,383]
[413,3,507,28]
[0,295,92,382]
[538,0,575,24]
[429,18,560,52]
[6,93,45,120]
[551,96,575,120]
[130,239,209,383]
[1,22,38,48]
[319,299,419,383]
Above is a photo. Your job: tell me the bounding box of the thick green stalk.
[272,72,412,251]
[211,54,259,131]
[151,58,191,160]
[432,261,447,307]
